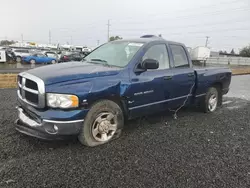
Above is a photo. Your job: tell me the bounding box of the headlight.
[46,93,79,108]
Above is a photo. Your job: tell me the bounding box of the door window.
[142,44,170,70]
[169,44,189,68]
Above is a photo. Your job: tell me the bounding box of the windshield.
[83,41,144,67]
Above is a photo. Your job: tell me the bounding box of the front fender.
[45,78,130,107]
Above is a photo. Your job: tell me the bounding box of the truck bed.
[194,67,232,97]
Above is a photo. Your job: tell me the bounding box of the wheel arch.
[210,82,223,105]
[211,82,222,90]
[87,95,129,120]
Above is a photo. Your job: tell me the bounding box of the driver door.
[127,43,174,118]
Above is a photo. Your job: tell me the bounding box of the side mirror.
[141,59,159,70]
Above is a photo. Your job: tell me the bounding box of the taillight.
[63,56,68,59]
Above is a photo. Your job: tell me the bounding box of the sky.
[1,0,250,52]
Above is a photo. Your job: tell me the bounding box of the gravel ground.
[0,76,250,188]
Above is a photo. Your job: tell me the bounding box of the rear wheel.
[202,87,219,113]
[78,100,124,147]
[51,60,56,64]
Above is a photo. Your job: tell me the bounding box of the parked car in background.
[22,53,57,64]
[43,51,59,60]
[58,52,84,63]
[12,48,31,62]
[82,47,92,53]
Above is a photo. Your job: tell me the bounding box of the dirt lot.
[0,76,250,188]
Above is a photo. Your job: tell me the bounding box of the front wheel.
[78,100,124,147]
[202,87,219,113]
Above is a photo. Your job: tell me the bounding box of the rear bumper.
[15,106,84,140]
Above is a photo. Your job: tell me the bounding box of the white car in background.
[43,51,59,60]
[82,47,92,53]
[12,48,31,62]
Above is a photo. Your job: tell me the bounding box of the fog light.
[44,123,58,134]
[54,125,58,131]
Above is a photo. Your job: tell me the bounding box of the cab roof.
[116,35,185,46]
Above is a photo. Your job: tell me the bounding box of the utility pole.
[107,20,110,42]
[97,40,100,46]
[21,34,23,43]
[70,36,73,45]
[205,36,210,47]
[49,30,51,44]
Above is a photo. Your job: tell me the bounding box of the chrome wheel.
[30,59,35,64]
[208,94,217,112]
[92,112,117,142]
[51,60,56,64]
[16,57,21,62]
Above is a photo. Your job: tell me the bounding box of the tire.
[30,59,36,64]
[51,60,56,64]
[202,87,219,113]
[16,56,22,63]
[78,100,124,147]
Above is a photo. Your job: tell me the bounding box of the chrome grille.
[17,72,45,108]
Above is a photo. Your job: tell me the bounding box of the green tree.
[0,40,16,46]
[239,45,250,57]
[109,36,122,41]
[230,49,235,54]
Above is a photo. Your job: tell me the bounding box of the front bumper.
[15,106,84,140]
[222,87,230,95]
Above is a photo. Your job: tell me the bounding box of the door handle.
[164,76,172,80]
[188,73,195,77]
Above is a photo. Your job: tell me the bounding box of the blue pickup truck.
[15,35,232,147]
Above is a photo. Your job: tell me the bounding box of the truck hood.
[26,61,122,85]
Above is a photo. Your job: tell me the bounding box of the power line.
[119,27,250,38]
[111,19,250,32]
[110,0,241,23]
[47,6,249,33]
[111,7,250,25]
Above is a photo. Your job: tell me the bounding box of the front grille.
[25,91,38,104]
[18,75,22,85]
[17,73,45,108]
[25,79,38,90]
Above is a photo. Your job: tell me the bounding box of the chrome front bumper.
[17,107,41,127]
[15,106,84,140]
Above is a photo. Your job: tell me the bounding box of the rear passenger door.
[168,44,195,107]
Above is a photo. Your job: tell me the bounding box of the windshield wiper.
[84,58,115,67]
[90,58,107,63]
[90,58,114,67]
